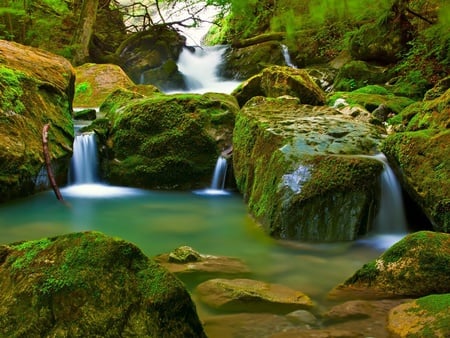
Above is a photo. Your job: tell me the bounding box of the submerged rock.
[195,278,313,313]
[0,40,74,202]
[0,231,206,337]
[233,96,384,241]
[328,231,450,300]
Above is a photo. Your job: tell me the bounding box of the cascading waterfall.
[69,132,99,184]
[173,45,241,94]
[373,153,408,234]
[281,44,297,68]
[194,155,230,196]
[210,156,228,190]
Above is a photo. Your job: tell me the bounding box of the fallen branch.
[42,124,64,201]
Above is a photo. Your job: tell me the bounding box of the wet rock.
[381,89,450,232]
[387,294,450,337]
[154,246,250,278]
[233,96,385,241]
[270,329,365,338]
[0,231,206,337]
[74,108,97,121]
[0,40,74,202]
[195,278,313,313]
[105,92,239,189]
[329,231,450,300]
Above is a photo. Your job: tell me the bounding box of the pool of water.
[0,184,402,313]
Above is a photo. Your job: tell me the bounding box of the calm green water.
[0,184,397,304]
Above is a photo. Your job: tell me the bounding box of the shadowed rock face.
[232,96,384,241]
[0,231,206,338]
[0,40,75,202]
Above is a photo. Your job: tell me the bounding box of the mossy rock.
[106,93,239,189]
[74,63,135,108]
[116,25,186,84]
[0,40,74,202]
[387,294,450,337]
[333,61,390,92]
[381,90,449,232]
[0,231,206,337]
[233,96,385,241]
[327,86,415,122]
[349,22,409,64]
[232,65,326,107]
[219,40,286,80]
[329,231,450,300]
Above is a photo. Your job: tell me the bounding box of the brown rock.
[195,278,313,313]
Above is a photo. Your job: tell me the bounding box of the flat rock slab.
[195,278,313,313]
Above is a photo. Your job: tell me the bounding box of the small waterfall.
[211,156,228,190]
[173,45,241,94]
[373,153,408,234]
[281,44,297,68]
[193,155,230,196]
[69,132,99,185]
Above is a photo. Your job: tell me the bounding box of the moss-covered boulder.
[116,25,186,88]
[349,21,411,64]
[0,231,206,337]
[105,92,239,189]
[0,40,74,202]
[387,294,450,337]
[333,61,390,92]
[74,63,136,108]
[233,96,385,241]
[233,65,326,107]
[381,89,450,232]
[327,85,416,123]
[328,231,450,300]
[219,39,286,80]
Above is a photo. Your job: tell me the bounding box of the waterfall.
[373,153,408,234]
[193,155,230,196]
[172,45,241,94]
[281,44,297,68]
[69,132,99,184]
[211,156,228,190]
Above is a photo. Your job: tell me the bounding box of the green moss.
[0,65,26,114]
[9,238,53,271]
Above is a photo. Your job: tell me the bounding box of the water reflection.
[0,188,394,303]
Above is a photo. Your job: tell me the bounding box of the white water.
[358,153,409,250]
[194,156,230,196]
[281,44,297,68]
[66,131,144,198]
[70,133,99,184]
[169,46,241,94]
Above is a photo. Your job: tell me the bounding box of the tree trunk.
[72,0,99,65]
[42,124,64,201]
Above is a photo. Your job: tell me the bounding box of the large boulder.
[73,63,139,108]
[233,96,385,241]
[232,65,326,107]
[116,25,186,89]
[0,231,206,337]
[387,294,450,337]
[105,92,239,189]
[381,88,450,232]
[328,231,450,300]
[0,40,74,202]
[219,39,287,80]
